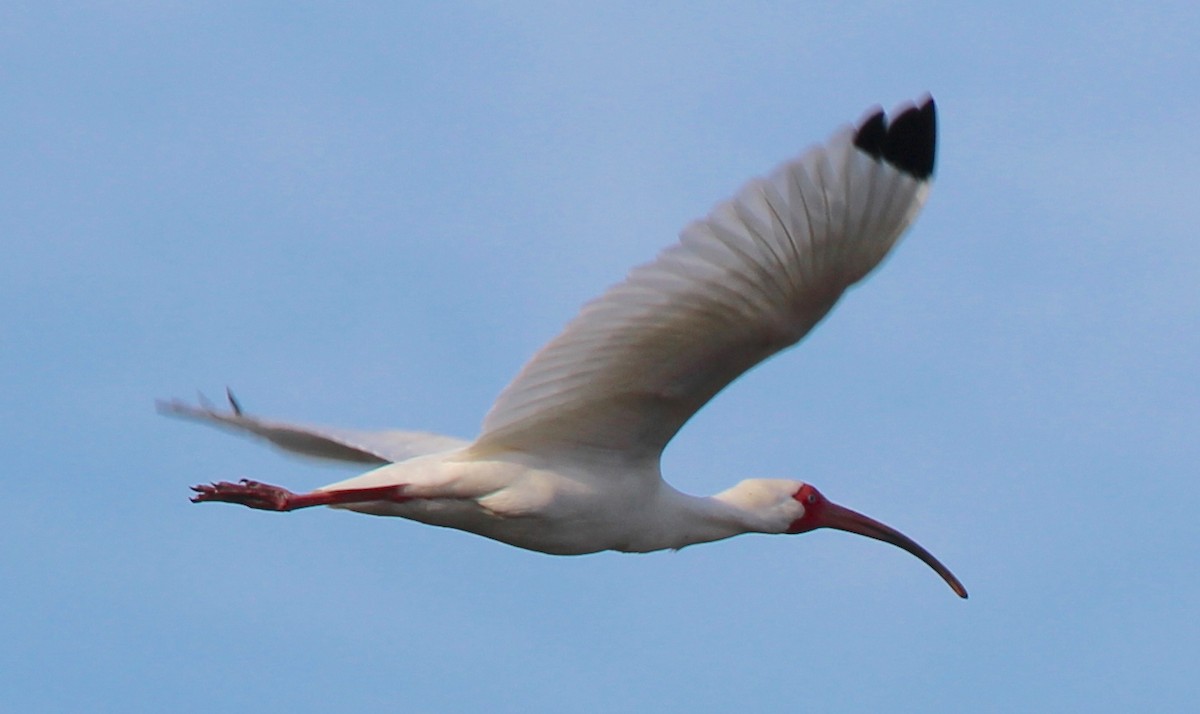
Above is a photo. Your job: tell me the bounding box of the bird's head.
[779,482,967,598]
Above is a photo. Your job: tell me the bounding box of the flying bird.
[162,95,966,598]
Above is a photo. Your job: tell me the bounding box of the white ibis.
[162,95,966,598]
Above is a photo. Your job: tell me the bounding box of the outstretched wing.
[473,96,937,461]
[159,392,468,464]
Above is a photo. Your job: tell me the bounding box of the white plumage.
[162,95,966,598]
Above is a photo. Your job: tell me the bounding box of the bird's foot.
[190,479,295,511]
[190,480,412,511]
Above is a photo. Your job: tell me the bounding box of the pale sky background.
[3,3,1198,712]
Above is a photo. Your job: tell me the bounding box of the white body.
[320,450,804,554]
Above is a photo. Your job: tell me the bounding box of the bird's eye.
[806,493,817,505]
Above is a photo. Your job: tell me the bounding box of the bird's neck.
[648,486,787,551]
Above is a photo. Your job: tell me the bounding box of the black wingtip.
[225,387,243,416]
[852,109,888,161]
[852,96,936,180]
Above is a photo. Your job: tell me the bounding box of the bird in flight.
[162,95,966,598]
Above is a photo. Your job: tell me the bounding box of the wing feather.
[158,396,468,464]
[474,97,937,460]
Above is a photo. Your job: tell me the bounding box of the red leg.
[190,479,411,512]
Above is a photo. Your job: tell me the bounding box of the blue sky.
[3,2,1198,711]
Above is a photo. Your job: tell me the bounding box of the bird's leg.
[190,479,410,512]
